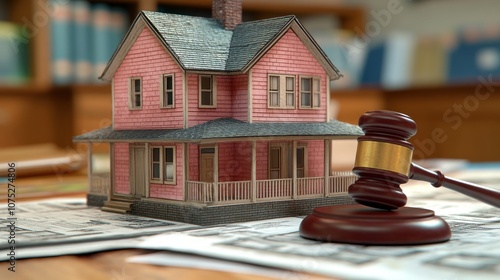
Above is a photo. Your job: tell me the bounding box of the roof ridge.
[236,14,296,26]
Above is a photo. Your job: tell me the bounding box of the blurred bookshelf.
[2,0,500,161]
[0,0,364,151]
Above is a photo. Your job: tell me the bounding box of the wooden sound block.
[299,205,451,245]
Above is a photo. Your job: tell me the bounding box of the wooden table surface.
[0,169,337,280]
[0,249,334,280]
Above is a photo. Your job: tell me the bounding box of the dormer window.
[129,77,142,110]
[199,75,216,108]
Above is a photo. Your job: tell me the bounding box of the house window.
[269,143,308,179]
[269,147,281,179]
[151,147,161,180]
[300,77,320,108]
[164,147,174,182]
[268,75,295,108]
[161,74,174,108]
[199,75,216,107]
[286,77,295,107]
[296,147,305,178]
[269,76,279,107]
[150,146,176,184]
[130,77,142,109]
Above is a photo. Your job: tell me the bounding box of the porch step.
[101,199,134,214]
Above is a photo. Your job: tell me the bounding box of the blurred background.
[1,0,500,181]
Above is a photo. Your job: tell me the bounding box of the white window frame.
[160,74,175,108]
[150,145,176,185]
[199,75,217,108]
[299,76,321,109]
[129,77,142,110]
[268,74,296,109]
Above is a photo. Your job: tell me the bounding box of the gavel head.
[348,110,417,210]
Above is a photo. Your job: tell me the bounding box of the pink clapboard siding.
[251,29,328,123]
[256,141,269,180]
[113,143,130,194]
[149,143,184,200]
[187,74,234,127]
[231,74,249,122]
[307,140,325,177]
[218,142,252,182]
[113,26,184,130]
[187,142,252,182]
[188,143,199,181]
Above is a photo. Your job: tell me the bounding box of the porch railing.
[186,172,357,205]
[186,181,252,204]
[89,173,110,195]
[330,171,357,194]
[256,178,292,201]
[297,177,324,197]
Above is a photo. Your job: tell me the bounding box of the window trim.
[160,74,175,108]
[299,76,321,109]
[149,145,176,185]
[129,77,142,110]
[267,74,296,109]
[199,75,217,108]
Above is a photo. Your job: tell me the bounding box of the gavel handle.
[409,163,500,208]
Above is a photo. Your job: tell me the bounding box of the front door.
[130,145,146,197]
[200,148,215,182]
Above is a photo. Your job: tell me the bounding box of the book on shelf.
[410,36,448,87]
[448,29,500,84]
[0,21,29,84]
[49,0,129,84]
[91,3,111,83]
[51,0,73,84]
[72,0,92,83]
[359,41,386,86]
[355,23,500,88]
[381,32,415,89]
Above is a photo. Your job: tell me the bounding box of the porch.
[186,171,356,205]
[88,171,356,206]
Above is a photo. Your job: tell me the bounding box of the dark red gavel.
[349,110,500,210]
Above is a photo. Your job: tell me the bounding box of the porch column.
[109,142,114,201]
[87,143,93,194]
[183,143,188,201]
[213,143,219,203]
[324,140,331,197]
[144,143,150,198]
[292,140,297,199]
[251,140,256,202]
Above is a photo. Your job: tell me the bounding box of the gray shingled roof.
[142,12,298,72]
[74,118,362,143]
[226,16,294,71]
[143,11,233,71]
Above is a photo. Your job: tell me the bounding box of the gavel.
[349,110,500,210]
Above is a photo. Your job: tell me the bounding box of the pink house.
[74,0,362,225]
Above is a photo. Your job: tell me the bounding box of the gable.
[101,12,341,82]
[236,19,342,79]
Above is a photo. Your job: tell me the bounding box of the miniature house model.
[74,0,362,225]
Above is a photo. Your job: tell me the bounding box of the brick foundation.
[87,194,108,207]
[130,195,355,225]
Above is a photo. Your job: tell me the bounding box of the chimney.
[212,0,242,30]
